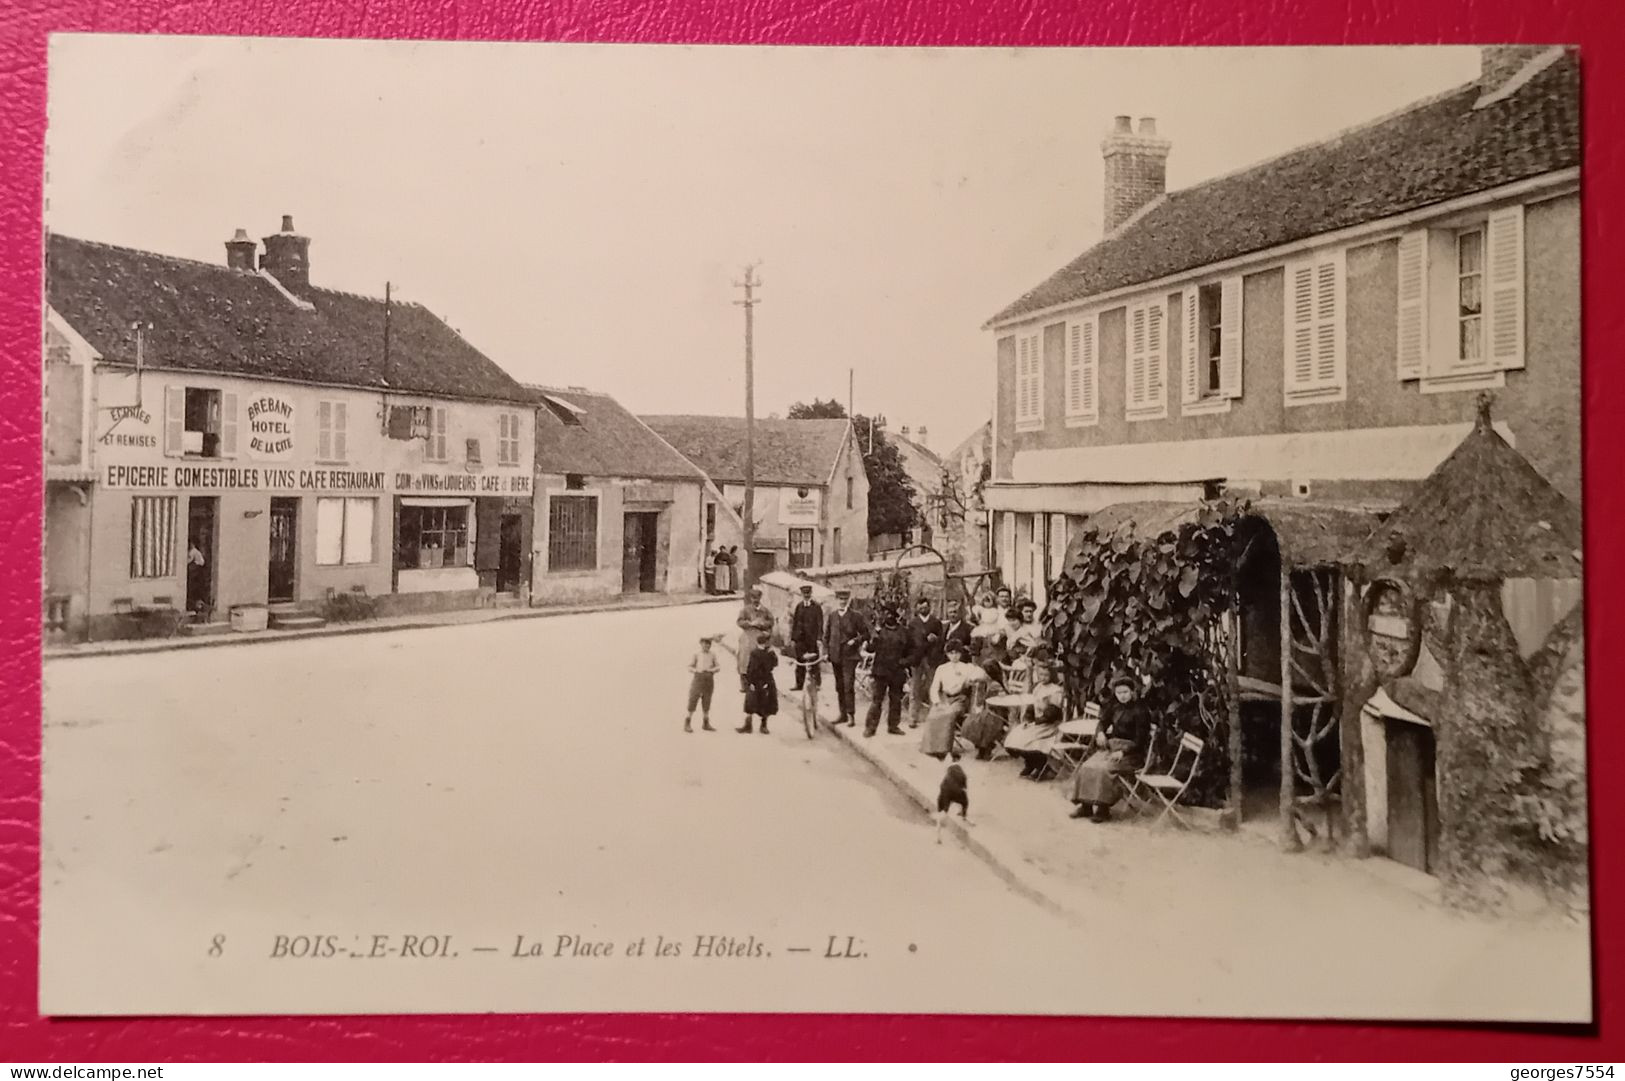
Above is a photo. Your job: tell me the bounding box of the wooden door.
[621,513,642,593]
[497,513,523,593]
[267,497,298,603]
[1386,722,1439,874]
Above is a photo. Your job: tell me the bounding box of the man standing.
[823,589,868,726]
[907,596,946,727]
[735,587,773,693]
[864,603,916,738]
[943,597,976,659]
[790,584,824,690]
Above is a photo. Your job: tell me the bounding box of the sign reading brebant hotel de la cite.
[96,387,532,497]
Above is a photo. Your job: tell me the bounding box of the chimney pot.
[281,214,296,233]
[1138,117,1157,135]
[232,228,249,241]
[1113,115,1133,133]
[1100,113,1173,234]
[261,216,312,293]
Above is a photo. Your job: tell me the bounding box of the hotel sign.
[246,394,296,461]
[779,487,821,526]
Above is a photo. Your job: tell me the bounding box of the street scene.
[40,38,1587,1020]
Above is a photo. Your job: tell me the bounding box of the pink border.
[3,0,1619,1060]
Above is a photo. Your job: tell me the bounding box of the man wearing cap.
[823,589,869,726]
[907,596,946,728]
[735,587,774,692]
[790,584,824,691]
[864,603,916,737]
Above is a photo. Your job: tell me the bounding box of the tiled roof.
[991,52,1580,325]
[529,387,705,481]
[639,416,852,487]
[891,434,944,497]
[46,234,528,403]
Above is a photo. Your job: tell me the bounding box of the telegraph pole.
[734,263,762,589]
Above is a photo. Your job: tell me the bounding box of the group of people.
[703,546,742,595]
[679,580,1158,825]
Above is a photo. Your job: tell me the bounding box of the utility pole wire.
[733,263,762,590]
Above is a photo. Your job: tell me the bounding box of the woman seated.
[1068,674,1153,823]
[919,639,990,760]
[1016,598,1043,642]
[1003,658,1066,779]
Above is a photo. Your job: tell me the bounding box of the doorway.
[268,497,298,603]
[186,496,218,619]
[497,513,524,593]
[1386,722,1441,874]
[622,511,659,593]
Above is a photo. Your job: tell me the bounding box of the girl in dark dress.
[1068,675,1153,822]
[737,638,780,735]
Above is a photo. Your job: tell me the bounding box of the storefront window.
[316,497,376,566]
[789,528,814,570]
[397,503,470,570]
[130,496,178,578]
[548,494,598,572]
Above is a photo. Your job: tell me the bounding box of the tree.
[787,399,917,538]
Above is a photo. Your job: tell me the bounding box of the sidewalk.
[809,678,1590,1017]
[45,591,736,661]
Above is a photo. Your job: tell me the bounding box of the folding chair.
[1039,703,1100,781]
[984,662,1036,762]
[951,681,991,759]
[1121,731,1205,828]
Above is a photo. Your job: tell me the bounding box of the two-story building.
[983,47,1581,861]
[529,386,742,604]
[44,218,535,640]
[641,415,869,581]
[986,46,1578,608]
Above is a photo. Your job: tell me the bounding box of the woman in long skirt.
[1069,675,1153,822]
[738,639,779,735]
[920,640,988,759]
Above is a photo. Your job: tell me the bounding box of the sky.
[45,37,1481,456]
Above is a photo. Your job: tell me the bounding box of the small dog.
[935,761,970,843]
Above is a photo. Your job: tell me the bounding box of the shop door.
[186,496,218,619]
[622,512,659,593]
[1386,723,1440,874]
[267,497,298,603]
[497,513,523,593]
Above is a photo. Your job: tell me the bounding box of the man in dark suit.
[790,584,824,690]
[864,603,917,737]
[823,589,869,726]
[943,597,976,659]
[907,596,946,727]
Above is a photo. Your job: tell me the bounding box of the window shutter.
[1146,302,1166,410]
[1285,262,1316,393]
[1065,323,1082,417]
[1313,259,1341,386]
[1220,276,1244,398]
[1486,205,1526,371]
[1128,305,1148,410]
[317,401,333,460]
[220,392,239,456]
[1079,318,1097,422]
[433,407,448,460]
[1181,287,1201,405]
[163,387,184,456]
[1396,230,1428,380]
[334,401,348,461]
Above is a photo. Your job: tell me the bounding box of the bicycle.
[790,652,826,740]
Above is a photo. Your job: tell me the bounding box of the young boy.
[935,761,970,843]
[684,636,721,733]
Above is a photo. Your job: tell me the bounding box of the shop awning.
[1062,498,1395,571]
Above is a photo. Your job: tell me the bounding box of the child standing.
[738,636,780,735]
[684,636,721,733]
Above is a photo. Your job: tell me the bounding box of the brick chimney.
[260,214,311,293]
[224,228,257,272]
[917,425,928,449]
[1476,46,1552,105]
[1101,116,1171,234]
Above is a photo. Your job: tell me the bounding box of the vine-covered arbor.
[1049,498,1387,850]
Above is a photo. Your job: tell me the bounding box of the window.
[465,438,482,466]
[1125,300,1167,420]
[397,504,470,569]
[832,526,842,562]
[164,387,238,458]
[317,400,348,462]
[1064,316,1098,426]
[547,494,598,571]
[1283,250,1346,405]
[1396,205,1525,391]
[565,472,586,491]
[705,502,717,548]
[846,474,854,510]
[316,497,375,566]
[129,496,178,578]
[498,412,522,466]
[1181,279,1243,413]
[1456,228,1485,364]
[425,407,449,461]
[1014,331,1043,430]
[789,528,815,570]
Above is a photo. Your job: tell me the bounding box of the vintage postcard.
[39,36,1588,1020]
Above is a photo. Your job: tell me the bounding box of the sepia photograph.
[38,35,1587,1021]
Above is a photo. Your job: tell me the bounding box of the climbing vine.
[1043,499,1250,806]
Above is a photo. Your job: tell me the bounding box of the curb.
[813,706,1086,929]
[45,593,737,661]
